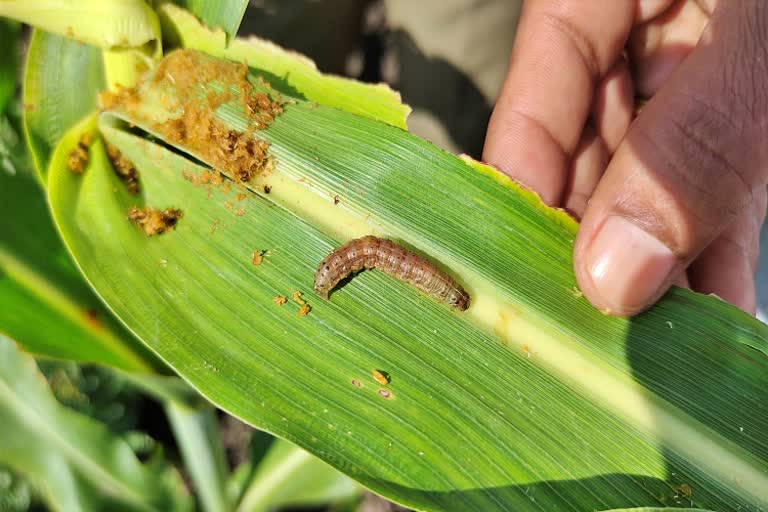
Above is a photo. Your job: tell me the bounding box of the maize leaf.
[168,0,248,43]
[157,3,409,129]
[44,47,768,511]
[1,106,159,371]
[23,29,105,179]
[0,0,160,51]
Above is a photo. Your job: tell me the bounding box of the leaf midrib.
[101,108,768,504]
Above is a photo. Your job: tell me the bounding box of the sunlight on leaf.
[23,29,104,179]
[0,0,160,51]
[1,112,159,372]
[43,48,768,510]
[171,0,248,43]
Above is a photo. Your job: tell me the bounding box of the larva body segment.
[314,236,470,310]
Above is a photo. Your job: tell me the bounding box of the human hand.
[483,0,768,316]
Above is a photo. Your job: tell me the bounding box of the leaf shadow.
[369,473,695,511]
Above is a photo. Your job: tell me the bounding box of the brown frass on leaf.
[107,49,284,184]
[161,112,273,183]
[105,143,140,194]
[242,78,284,127]
[292,291,306,305]
[183,169,224,186]
[98,85,140,112]
[67,133,94,174]
[128,207,183,236]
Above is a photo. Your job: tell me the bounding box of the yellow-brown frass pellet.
[67,133,94,174]
[314,236,469,310]
[105,142,140,194]
[252,250,264,266]
[297,304,311,317]
[372,370,390,386]
[128,207,183,236]
[273,296,287,306]
[292,291,306,305]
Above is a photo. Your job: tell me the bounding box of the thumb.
[574,2,768,316]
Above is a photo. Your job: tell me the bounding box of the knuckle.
[538,8,602,80]
[636,120,741,227]
[620,118,748,259]
[638,91,757,226]
[670,113,752,209]
[713,2,768,131]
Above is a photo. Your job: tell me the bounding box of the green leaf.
[0,20,19,116]
[47,50,768,511]
[170,0,248,43]
[102,47,157,92]
[23,29,105,179]
[237,439,359,512]
[0,465,33,511]
[602,509,712,512]
[157,3,410,129]
[0,113,160,372]
[119,371,204,407]
[0,336,189,511]
[167,404,231,512]
[0,0,160,50]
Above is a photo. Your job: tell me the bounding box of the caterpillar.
[313,235,469,310]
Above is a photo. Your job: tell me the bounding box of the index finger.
[483,0,635,205]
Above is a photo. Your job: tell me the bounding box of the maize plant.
[0,1,767,511]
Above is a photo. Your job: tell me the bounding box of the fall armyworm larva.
[313,235,469,310]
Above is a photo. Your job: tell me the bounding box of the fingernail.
[587,216,676,313]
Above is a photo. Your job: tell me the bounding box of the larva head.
[447,288,470,311]
[313,259,332,299]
